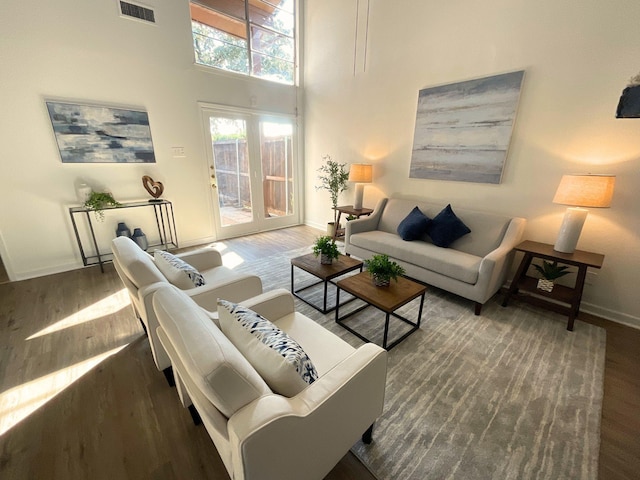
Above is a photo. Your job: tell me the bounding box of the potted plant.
[84,191,121,221]
[312,236,340,265]
[533,260,571,292]
[365,254,405,287]
[316,154,349,237]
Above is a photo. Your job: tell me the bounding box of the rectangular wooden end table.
[335,272,427,350]
[502,240,604,331]
[290,253,363,313]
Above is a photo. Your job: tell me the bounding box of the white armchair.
[111,237,263,376]
[152,285,388,480]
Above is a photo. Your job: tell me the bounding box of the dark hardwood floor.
[0,225,637,479]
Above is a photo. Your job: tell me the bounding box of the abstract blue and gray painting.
[410,71,524,184]
[46,102,155,163]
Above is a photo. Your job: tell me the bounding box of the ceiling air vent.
[119,1,156,24]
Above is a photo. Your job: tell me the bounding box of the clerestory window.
[190,0,296,85]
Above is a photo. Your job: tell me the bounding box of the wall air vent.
[119,1,156,24]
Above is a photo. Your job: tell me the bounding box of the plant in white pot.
[365,254,405,287]
[315,154,349,237]
[312,236,340,265]
[533,260,571,292]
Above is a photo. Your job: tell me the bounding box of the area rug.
[233,246,606,480]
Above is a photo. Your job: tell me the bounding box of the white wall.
[304,0,640,326]
[0,0,298,279]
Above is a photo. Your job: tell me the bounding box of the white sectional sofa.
[345,197,526,314]
[152,285,388,480]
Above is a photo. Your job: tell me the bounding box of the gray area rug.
[234,246,606,480]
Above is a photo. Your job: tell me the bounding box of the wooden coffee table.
[291,253,363,313]
[335,272,427,350]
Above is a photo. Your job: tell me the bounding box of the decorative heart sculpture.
[142,175,164,199]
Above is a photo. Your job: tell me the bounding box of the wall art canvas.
[46,101,155,163]
[409,70,524,184]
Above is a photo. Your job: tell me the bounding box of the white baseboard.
[580,301,640,330]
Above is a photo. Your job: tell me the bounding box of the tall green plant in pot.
[315,155,349,236]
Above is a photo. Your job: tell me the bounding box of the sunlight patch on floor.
[26,289,130,340]
[0,344,128,436]
[221,251,245,268]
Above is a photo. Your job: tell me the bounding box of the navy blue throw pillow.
[397,206,431,241]
[427,204,471,247]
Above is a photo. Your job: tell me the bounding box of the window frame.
[190,0,297,86]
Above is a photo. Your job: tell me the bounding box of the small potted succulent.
[533,260,571,292]
[84,191,121,221]
[365,254,405,287]
[312,236,340,265]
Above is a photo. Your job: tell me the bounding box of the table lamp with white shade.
[348,163,372,210]
[552,174,615,253]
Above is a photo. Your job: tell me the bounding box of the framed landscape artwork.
[46,101,156,163]
[409,71,525,184]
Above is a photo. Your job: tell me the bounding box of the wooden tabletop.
[514,240,604,269]
[291,253,363,280]
[332,205,374,216]
[337,271,427,313]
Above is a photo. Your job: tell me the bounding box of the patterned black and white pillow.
[154,250,206,289]
[218,299,318,396]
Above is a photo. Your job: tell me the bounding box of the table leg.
[567,264,588,331]
[335,287,341,323]
[502,252,533,307]
[382,312,390,350]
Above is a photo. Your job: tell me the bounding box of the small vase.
[320,254,333,265]
[76,183,92,203]
[537,278,554,293]
[373,275,390,287]
[115,222,131,238]
[132,228,148,250]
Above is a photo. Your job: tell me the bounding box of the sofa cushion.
[427,204,471,248]
[218,300,318,397]
[350,231,481,284]
[155,250,206,289]
[152,285,271,419]
[397,206,431,241]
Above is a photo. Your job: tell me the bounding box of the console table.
[502,240,604,331]
[69,200,178,273]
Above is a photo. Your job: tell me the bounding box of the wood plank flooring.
[0,225,638,479]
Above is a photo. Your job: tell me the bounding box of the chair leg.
[474,302,482,316]
[139,318,148,335]
[163,366,176,387]
[188,405,202,425]
[362,424,374,444]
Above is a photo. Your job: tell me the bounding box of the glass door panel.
[260,120,293,219]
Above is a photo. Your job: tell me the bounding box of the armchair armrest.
[228,343,387,480]
[236,288,295,321]
[177,247,223,271]
[187,274,263,311]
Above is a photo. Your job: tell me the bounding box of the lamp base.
[554,207,588,253]
[353,183,365,210]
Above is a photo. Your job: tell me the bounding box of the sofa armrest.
[476,217,527,302]
[177,247,223,271]
[345,198,387,249]
[228,343,387,480]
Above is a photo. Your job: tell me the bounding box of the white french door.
[201,105,299,239]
